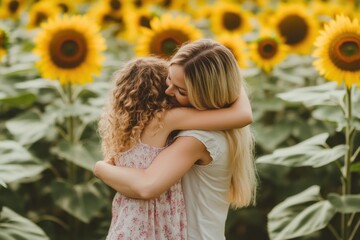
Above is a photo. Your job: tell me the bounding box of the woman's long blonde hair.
[98,57,171,160]
[171,39,257,208]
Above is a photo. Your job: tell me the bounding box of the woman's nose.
[165,84,175,96]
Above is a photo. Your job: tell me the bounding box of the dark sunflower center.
[139,16,151,28]
[134,0,143,8]
[110,0,121,10]
[0,32,4,48]
[9,0,20,13]
[329,33,360,71]
[151,30,189,58]
[35,12,48,26]
[49,30,87,69]
[161,38,177,55]
[58,3,69,13]
[223,12,241,31]
[278,14,308,45]
[258,38,278,59]
[162,0,172,7]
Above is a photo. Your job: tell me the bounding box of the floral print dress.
[106,142,187,240]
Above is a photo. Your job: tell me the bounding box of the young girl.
[96,54,253,239]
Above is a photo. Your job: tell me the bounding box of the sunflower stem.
[341,86,353,240]
[327,223,342,240]
[66,83,76,184]
[349,219,360,240]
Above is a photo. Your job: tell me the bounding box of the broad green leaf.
[253,122,293,151]
[0,141,48,183]
[51,140,101,171]
[15,78,54,90]
[351,162,360,172]
[1,63,36,76]
[51,180,108,223]
[0,92,36,107]
[0,178,6,188]
[6,111,53,145]
[273,68,305,85]
[47,100,100,124]
[277,82,345,107]
[312,106,346,131]
[257,133,346,168]
[327,193,360,213]
[268,186,336,240]
[241,67,261,78]
[0,207,49,240]
[252,98,285,112]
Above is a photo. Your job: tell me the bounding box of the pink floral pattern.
[106,142,187,240]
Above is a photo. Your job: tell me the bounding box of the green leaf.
[0,207,49,240]
[0,141,48,183]
[327,193,360,213]
[252,97,285,112]
[51,180,108,223]
[312,106,346,131]
[0,92,36,107]
[0,178,6,188]
[1,63,36,76]
[6,111,54,146]
[268,186,336,240]
[253,122,293,151]
[15,78,54,90]
[277,82,345,107]
[350,162,360,172]
[51,140,101,171]
[257,133,346,168]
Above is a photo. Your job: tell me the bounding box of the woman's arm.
[93,136,204,199]
[165,87,252,131]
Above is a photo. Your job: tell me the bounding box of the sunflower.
[33,15,106,85]
[87,1,127,35]
[215,34,248,68]
[27,1,61,29]
[53,0,77,14]
[250,28,289,73]
[136,14,202,59]
[124,7,155,41]
[0,28,9,62]
[127,0,153,9]
[0,0,27,19]
[104,0,127,12]
[271,3,319,55]
[210,2,252,35]
[155,0,188,11]
[313,15,360,88]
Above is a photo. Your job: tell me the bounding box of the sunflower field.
[0,0,360,239]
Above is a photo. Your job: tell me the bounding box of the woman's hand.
[93,160,111,178]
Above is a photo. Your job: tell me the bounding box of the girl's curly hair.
[98,57,172,160]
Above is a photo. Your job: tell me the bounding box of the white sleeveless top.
[175,130,231,240]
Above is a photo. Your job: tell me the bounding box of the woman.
[94,39,257,239]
